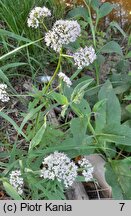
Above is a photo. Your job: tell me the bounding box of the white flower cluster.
[78,157,94,182]
[27,6,51,28]
[9,170,24,195]
[58,72,72,87]
[40,151,78,188]
[45,20,81,52]
[0,84,10,102]
[73,46,96,69]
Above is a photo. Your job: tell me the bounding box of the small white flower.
[58,72,72,87]
[9,170,24,195]
[0,84,10,102]
[73,46,96,69]
[78,157,94,182]
[40,151,78,188]
[45,20,81,52]
[27,17,39,28]
[27,6,51,28]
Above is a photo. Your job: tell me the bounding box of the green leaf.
[93,99,107,112]
[29,142,95,160]
[93,99,107,133]
[0,111,27,140]
[98,2,114,18]
[0,37,43,61]
[20,103,45,130]
[49,92,68,105]
[105,158,131,199]
[109,21,127,38]
[126,51,131,59]
[0,28,31,43]
[124,94,131,100]
[70,69,82,80]
[29,117,47,150]
[70,117,88,145]
[71,78,93,103]
[91,0,101,11]
[98,80,121,127]
[0,68,10,83]
[115,121,131,152]
[71,98,91,117]
[98,124,131,146]
[3,181,23,200]
[1,63,27,71]
[66,6,89,21]
[99,41,123,56]
[0,69,18,95]
[126,104,131,113]
[34,124,64,150]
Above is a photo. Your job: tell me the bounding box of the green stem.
[87,114,98,144]
[83,0,100,85]
[88,116,96,137]
[95,61,99,85]
[61,54,73,58]
[35,111,41,133]
[45,49,63,93]
[95,13,99,33]
[83,0,96,48]
[41,22,48,32]
[115,149,124,160]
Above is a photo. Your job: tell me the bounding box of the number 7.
[119,203,125,211]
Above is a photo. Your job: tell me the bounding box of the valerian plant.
[0,1,131,200]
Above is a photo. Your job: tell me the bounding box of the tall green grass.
[0,0,66,36]
[0,0,66,80]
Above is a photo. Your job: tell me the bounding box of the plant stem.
[83,0,100,85]
[41,22,48,32]
[45,49,63,93]
[87,115,98,144]
[95,61,99,85]
[88,116,95,136]
[83,0,96,48]
[61,54,73,58]
[115,149,124,160]
[95,15,99,33]
[35,111,41,133]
